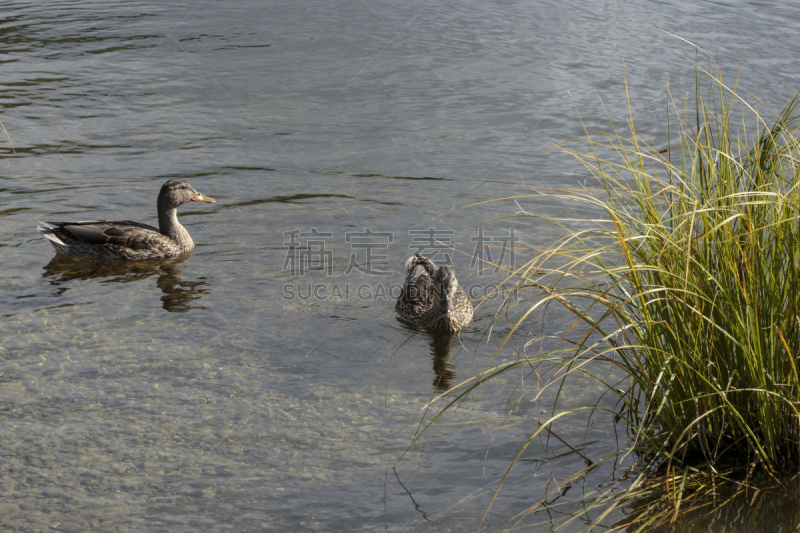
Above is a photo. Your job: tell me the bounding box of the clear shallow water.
[3,1,800,531]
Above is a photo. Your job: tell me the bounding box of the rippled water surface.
[3,1,800,531]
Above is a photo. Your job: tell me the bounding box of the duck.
[396,254,473,333]
[37,179,215,261]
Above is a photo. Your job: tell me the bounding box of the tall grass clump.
[399,53,800,530]
[567,66,800,469]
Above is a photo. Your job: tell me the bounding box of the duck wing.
[396,263,435,319]
[45,219,159,232]
[41,220,171,252]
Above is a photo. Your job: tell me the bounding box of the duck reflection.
[397,318,461,390]
[42,255,209,312]
[429,333,457,390]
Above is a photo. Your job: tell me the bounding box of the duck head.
[434,266,460,313]
[158,179,216,209]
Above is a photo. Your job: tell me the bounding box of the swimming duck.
[37,179,215,260]
[396,254,473,333]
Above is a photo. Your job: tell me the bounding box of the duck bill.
[442,292,453,313]
[190,191,216,203]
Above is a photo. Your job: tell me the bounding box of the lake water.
[3,1,800,531]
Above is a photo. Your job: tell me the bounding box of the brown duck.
[37,179,215,260]
[396,254,473,333]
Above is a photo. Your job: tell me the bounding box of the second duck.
[396,254,473,333]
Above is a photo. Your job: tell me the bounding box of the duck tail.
[37,222,65,246]
[404,254,436,279]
